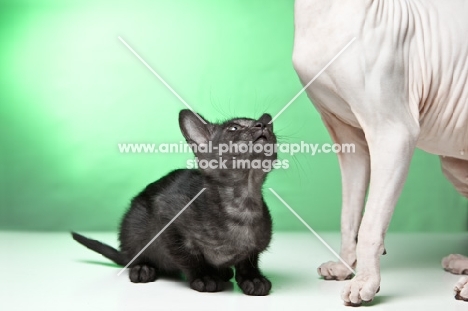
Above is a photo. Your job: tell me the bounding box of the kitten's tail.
[71,232,128,266]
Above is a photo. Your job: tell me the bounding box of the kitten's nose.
[256,114,272,129]
[254,122,266,130]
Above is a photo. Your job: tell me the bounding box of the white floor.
[1,232,468,311]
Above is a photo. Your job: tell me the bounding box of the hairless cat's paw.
[455,276,468,301]
[442,254,468,275]
[129,264,157,283]
[342,273,380,306]
[318,261,354,281]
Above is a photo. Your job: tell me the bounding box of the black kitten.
[72,109,277,296]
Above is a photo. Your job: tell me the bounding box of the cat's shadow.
[78,260,183,279]
[78,260,234,289]
[358,295,394,307]
[77,259,121,268]
[267,270,312,289]
[76,261,302,294]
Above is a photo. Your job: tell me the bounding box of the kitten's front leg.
[129,264,158,283]
[235,254,271,296]
[218,267,234,282]
[164,230,228,292]
[185,264,227,293]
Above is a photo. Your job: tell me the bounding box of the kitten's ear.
[179,110,212,145]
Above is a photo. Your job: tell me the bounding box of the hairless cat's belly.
[293,0,468,160]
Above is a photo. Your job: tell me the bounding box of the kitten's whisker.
[209,89,230,120]
[117,188,206,276]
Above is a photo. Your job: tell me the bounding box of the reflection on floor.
[1,232,468,310]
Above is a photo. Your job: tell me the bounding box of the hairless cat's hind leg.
[439,156,468,301]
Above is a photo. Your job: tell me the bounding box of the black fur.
[72,109,277,296]
[71,232,127,266]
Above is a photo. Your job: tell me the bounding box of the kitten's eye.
[228,125,239,131]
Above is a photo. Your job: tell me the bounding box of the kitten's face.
[212,114,277,163]
[179,110,277,174]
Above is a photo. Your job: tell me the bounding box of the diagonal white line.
[117,188,206,276]
[118,36,207,124]
[268,188,356,275]
[269,37,357,124]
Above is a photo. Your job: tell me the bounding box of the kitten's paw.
[190,275,224,292]
[237,276,272,296]
[318,261,354,281]
[442,254,468,275]
[219,267,234,282]
[455,276,468,301]
[129,264,157,283]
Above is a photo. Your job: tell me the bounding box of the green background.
[1,0,466,232]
